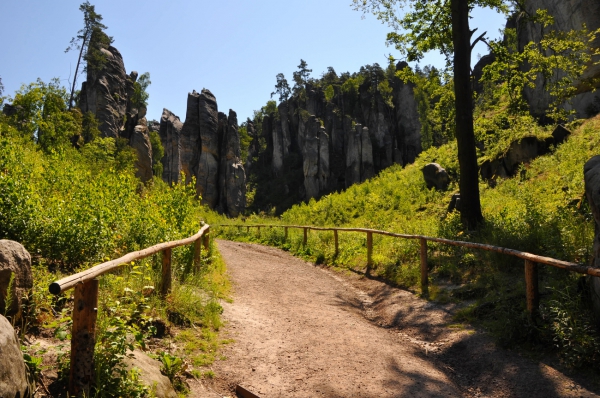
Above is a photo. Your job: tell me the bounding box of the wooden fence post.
[161,248,172,297]
[420,238,428,296]
[247,226,249,233]
[303,228,308,245]
[203,227,210,254]
[257,226,261,238]
[366,232,373,275]
[334,229,339,257]
[525,260,539,320]
[284,227,288,240]
[69,279,99,397]
[193,238,201,271]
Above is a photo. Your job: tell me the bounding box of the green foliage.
[157,352,187,393]
[81,110,101,143]
[482,15,600,124]
[293,59,312,94]
[237,123,251,163]
[149,130,164,177]
[271,73,291,102]
[131,72,151,109]
[84,27,113,76]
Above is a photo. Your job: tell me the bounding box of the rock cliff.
[159,90,246,217]
[78,44,153,182]
[249,61,421,208]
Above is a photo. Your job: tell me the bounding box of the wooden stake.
[193,238,201,272]
[420,238,428,296]
[366,232,373,275]
[69,279,99,397]
[525,260,539,320]
[303,228,308,245]
[257,226,261,238]
[334,229,339,257]
[284,227,288,240]
[161,248,172,297]
[203,227,210,253]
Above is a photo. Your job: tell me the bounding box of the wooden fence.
[219,224,600,321]
[48,224,211,397]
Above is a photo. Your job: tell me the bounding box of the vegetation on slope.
[0,80,230,396]
[221,115,600,370]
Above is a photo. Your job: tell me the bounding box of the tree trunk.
[69,34,88,110]
[451,0,483,229]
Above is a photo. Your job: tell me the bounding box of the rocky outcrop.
[584,156,600,322]
[79,44,128,139]
[159,91,247,217]
[511,1,600,119]
[78,43,155,181]
[0,240,32,321]
[196,89,221,208]
[480,126,572,181]
[422,163,450,191]
[219,110,246,217]
[253,61,422,207]
[124,350,177,398]
[0,315,31,397]
[159,109,184,185]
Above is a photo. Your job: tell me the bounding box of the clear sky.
[0,1,506,124]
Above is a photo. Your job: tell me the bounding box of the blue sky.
[0,1,506,124]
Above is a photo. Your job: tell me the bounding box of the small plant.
[157,351,188,394]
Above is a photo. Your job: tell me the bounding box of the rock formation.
[78,45,153,182]
[0,314,32,397]
[250,61,422,207]
[159,90,247,217]
[0,240,33,322]
[422,163,449,191]
[472,1,600,119]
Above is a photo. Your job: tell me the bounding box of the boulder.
[422,163,449,191]
[448,193,462,213]
[503,136,545,175]
[0,240,33,321]
[123,349,177,398]
[584,156,600,322]
[0,314,31,397]
[551,124,572,146]
[159,109,184,185]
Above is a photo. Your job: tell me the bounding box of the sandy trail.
[200,240,599,398]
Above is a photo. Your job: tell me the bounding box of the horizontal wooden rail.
[50,224,211,294]
[218,222,600,325]
[217,224,600,277]
[50,223,211,397]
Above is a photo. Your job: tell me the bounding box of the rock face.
[123,350,177,398]
[79,44,128,139]
[251,61,422,208]
[0,314,31,397]
[584,156,600,322]
[513,1,600,119]
[480,127,572,181]
[159,91,247,217]
[422,163,449,191]
[160,109,184,185]
[0,240,33,321]
[78,44,154,181]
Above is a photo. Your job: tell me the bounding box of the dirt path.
[202,240,600,397]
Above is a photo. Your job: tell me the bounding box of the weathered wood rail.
[49,224,211,397]
[219,223,600,320]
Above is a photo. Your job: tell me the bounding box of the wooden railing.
[49,224,211,397]
[219,224,600,320]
